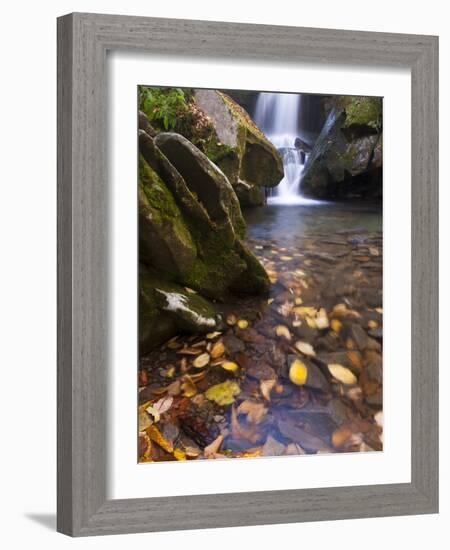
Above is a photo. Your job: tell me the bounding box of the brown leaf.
[204,434,224,459]
[331,426,353,449]
[238,400,267,424]
[260,379,276,401]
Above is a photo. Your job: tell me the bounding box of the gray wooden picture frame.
[57,12,439,537]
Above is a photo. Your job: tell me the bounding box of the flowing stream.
[254,92,319,205]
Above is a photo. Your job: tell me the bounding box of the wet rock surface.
[139,225,383,462]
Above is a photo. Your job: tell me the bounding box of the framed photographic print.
[57,13,438,536]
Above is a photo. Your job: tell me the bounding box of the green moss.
[220,92,266,142]
[139,155,196,270]
[183,229,247,299]
[340,96,382,129]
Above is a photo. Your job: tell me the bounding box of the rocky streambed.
[138,205,383,462]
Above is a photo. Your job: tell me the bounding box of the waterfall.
[254,92,317,205]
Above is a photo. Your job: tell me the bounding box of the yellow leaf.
[280,255,293,261]
[237,319,249,329]
[205,380,240,405]
[328,363,357,385]
[305,316,317,328]
[210,341,225,358]
[267,298,274,305]
[145,405,160,423]
[293,306,317,317]
[206,331,222,339]
[295,297,303,305]
[315,308,329,329]
[289,359,308,386]
[147,424,173,453]
[275,325,291,341]
[331,319,343,333]
[221,361,239,372]
[181,376,197,397]
[173,448,186,461]
[139,409,152,431]
[368,319,378,329]
[294,341,316,357]
[193,352,210,368]
[236,447,262,458]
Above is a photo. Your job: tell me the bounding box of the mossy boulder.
[155,132,246,242]
[139,154,196,276]
[139,130,270,308]
[139,268,222,353]
[194,90,284,205]
[301,97,382,200]
[151,132,269,299]
[139,88,283,207]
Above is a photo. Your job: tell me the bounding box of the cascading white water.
[254,92,318,205]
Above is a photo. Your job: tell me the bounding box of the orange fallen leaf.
[147,424,173,453]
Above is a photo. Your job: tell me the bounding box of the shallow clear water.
[244,203,382,245]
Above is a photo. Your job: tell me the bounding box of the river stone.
[365,391,382,408]
[277,420,331,453]
[368,327,383,339]
[261,435,286,457]
[234,179,266,207]
[246,362,277,381]
[327,398,350,426]
[350,324,369,350]
[304,360,330,392]
[223,334,246,355]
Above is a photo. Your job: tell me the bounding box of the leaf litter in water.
[328,363,358,385]
[210,341,225,358]
[221,361,239,372]
[205,380,240,405]
[294,341,316,357]
[289,359,308,386]
[193,353,210,368]
[275,325,291,341]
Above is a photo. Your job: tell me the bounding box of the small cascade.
[254,92,318,205]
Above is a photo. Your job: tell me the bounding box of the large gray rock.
[193,90,284,206]
[155,132,246,242]
[301,97,382,200]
